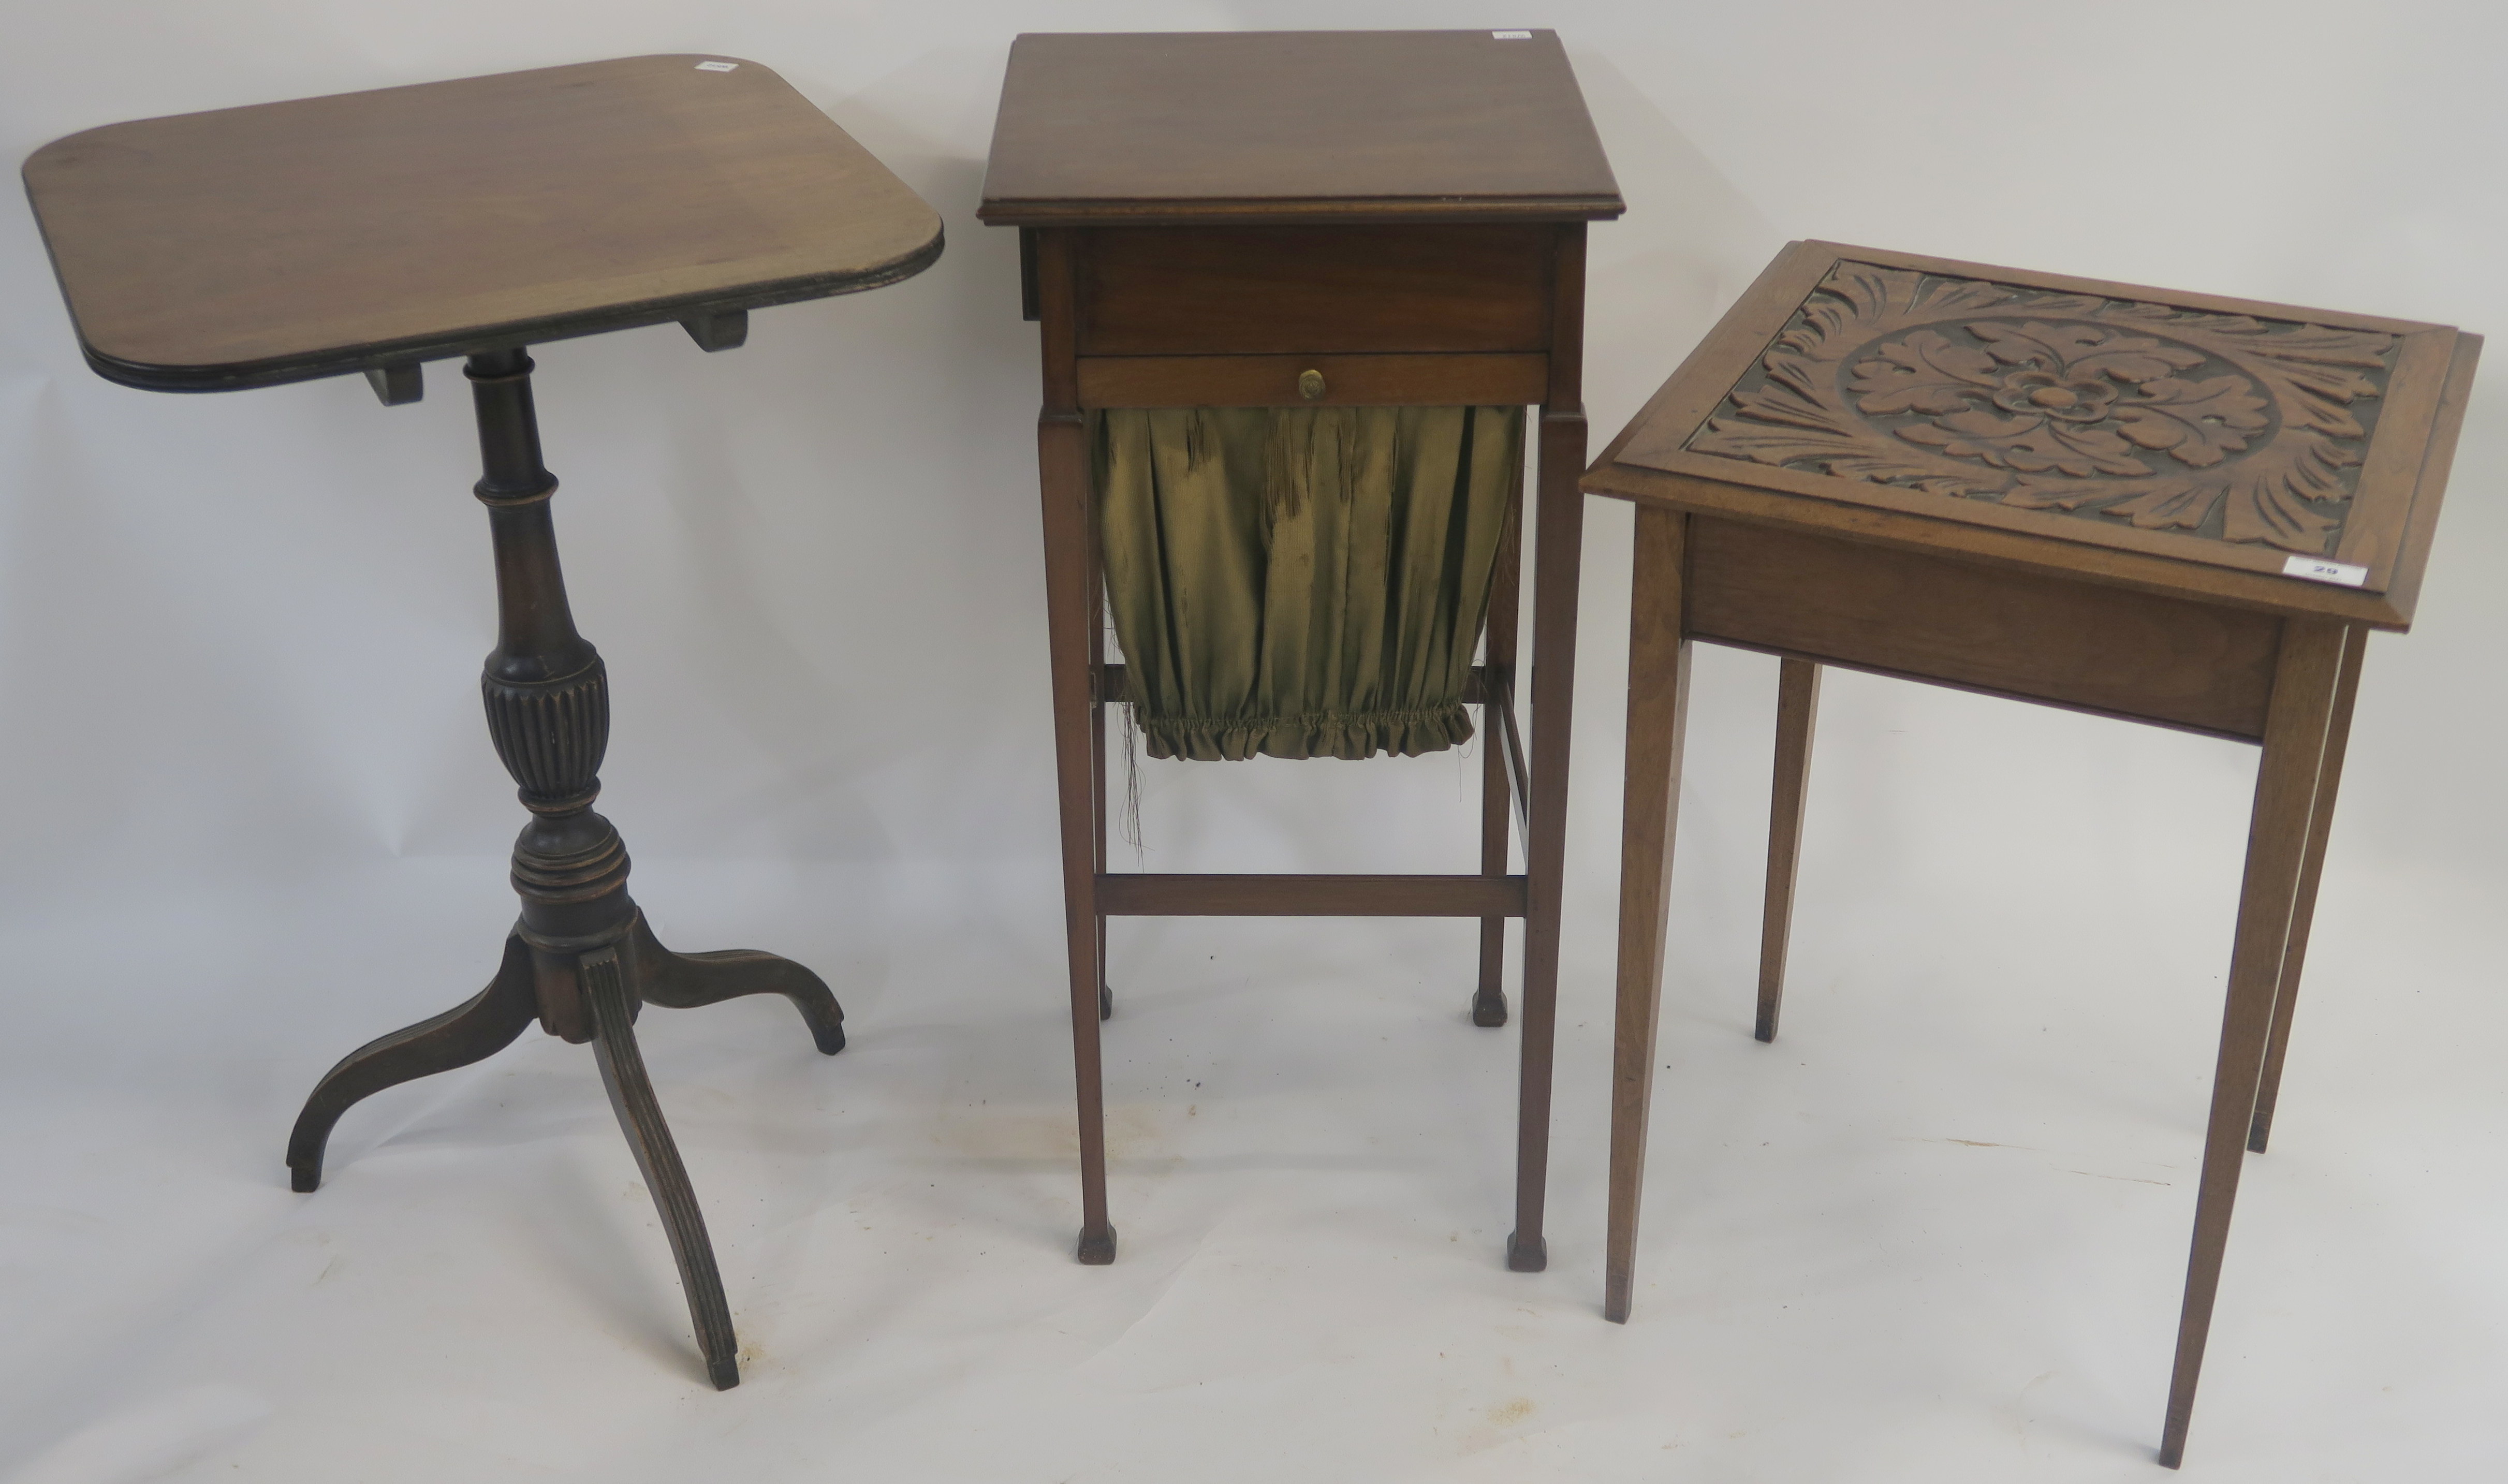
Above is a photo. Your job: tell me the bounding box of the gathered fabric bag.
[1094,404,1522,761]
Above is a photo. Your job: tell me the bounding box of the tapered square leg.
[1033,228,1117,1265]
[1474,462,1525,1029]
[1508,406,1586,1273]
[1604,508,1692,1322]
[1755,657,1821,1044]
[1040,398,1116,1264]
[2247,625,2366,1155]
[2158,619,2347,1467]
[1091,542,1116,1026]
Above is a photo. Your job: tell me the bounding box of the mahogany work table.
[22,54,943,1389]
[1581,240,2479,1465]
[979,30,1621,1270]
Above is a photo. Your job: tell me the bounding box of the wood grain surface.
[1096,873,1528,918]
[1683,517,2284,739]
[1077,224,1554,354]
[978,31,1622,225]
[1076,353,1548,408]
[23,55,944,390]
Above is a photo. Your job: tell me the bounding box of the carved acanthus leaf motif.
[1686,265,2398,555]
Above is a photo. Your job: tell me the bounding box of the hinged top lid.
[979,31,1623,227]
[1584,241,2481,629]
[23,55,944,392]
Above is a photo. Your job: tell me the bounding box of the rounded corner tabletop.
[23,52,944,392]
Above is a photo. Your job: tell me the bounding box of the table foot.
[286,932,538,1192]
[630,915,845,1054]
[1098,981,1113,1022]
[1602,1272,1633,1324]
[1076,1223,1118,1265]
[1506,1230,1548,1272]
[583,946,742,1390]
[1474,916,1510,1027]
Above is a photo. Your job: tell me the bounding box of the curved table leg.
[629,915,845,1054]
[286,932,538,1193]
[583,946,741,1391]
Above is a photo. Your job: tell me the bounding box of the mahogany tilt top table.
[22,54,943,1388]
[1581,240,2478,1465]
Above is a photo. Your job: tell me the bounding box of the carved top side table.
[979,29,1618,1272]
[22,54,942,1390]
[1581,240,2478,1465]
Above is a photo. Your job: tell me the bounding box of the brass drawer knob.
[1297,368,1326,400]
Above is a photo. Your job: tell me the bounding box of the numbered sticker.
[2282,555,2368,587]
[1492,31,1533,40]
[695,60,739,72]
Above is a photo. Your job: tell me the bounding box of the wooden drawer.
[1076,225,1554,355]
[1077,352,1547,408]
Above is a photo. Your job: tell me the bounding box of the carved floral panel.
[1684,263,2399,554]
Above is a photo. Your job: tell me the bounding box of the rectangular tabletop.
[978,30,1622,226]
[22,55,944,391]
[1585,242,2481,629]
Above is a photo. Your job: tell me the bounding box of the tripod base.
[287,914,842,1389]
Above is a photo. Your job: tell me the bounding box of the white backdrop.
[4,4,2504,1481]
